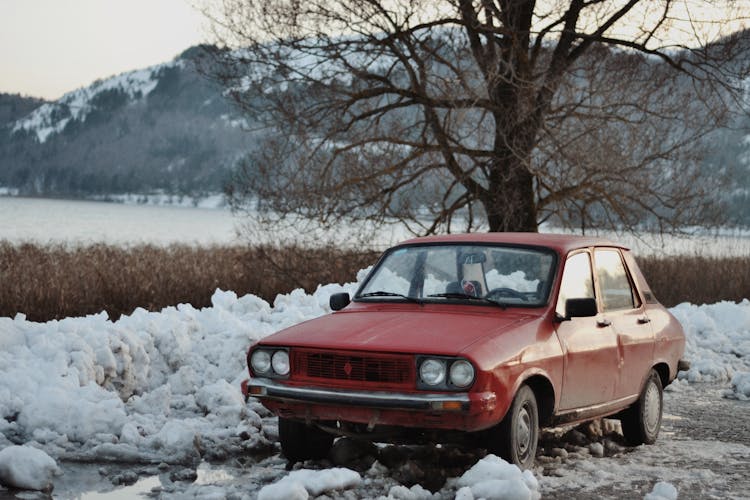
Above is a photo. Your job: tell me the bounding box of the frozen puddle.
[80,476,161,500]
[48,463,162,499]
[44,459,284,499]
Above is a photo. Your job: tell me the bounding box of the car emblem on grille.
[343,361,352,376]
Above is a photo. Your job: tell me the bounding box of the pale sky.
[1,1,747,101]
[0,0,208,100]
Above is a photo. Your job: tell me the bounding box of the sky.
[0,0,208,100]
[1,1,747,102]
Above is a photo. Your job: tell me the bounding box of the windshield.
[357,244,557,307]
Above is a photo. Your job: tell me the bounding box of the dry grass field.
[0,243,378,321]
[0,242,747,321]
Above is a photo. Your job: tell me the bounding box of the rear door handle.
[638,316,651,324]
[597,318,611,327]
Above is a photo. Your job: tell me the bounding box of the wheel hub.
[644,382,661,433]
[517,406,532,455]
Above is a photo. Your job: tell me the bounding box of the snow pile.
[257,467,361,500]
[644,481,678,500]
[386,483,436,499]
[0,276,362,463]
[725,372,750,400]
[0,263,748,494]
[670,300,750,382]
[451,454,541,500]
[0,445,61,491]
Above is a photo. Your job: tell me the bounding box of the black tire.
[620,369,663,446]
[278,417,334,463]
[492,385,539,469]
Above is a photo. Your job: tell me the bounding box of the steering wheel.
[486,287,528,301]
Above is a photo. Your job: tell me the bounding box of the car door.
[555,250,619,411]
[593,248,654,400]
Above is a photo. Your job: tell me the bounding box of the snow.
[0,445,60,491]
[257,467,361,499]
[0,279,360,465]
[644,481,678,500]
[453,454,541,500]
[670,300,750,383]
[0,267,748,496]
[725,372,750,400]
[386,483,436,499]
[11,60,183,144]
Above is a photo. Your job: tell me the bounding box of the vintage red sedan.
[241,233,687,468]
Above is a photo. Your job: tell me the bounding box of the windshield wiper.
[427,292,507,309]
[358,291,423,305]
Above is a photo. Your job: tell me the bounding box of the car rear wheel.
[620,369,663,446]
[278,417,334,463]
[492,384,539,469]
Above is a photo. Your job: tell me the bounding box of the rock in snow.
[0,445,61,491]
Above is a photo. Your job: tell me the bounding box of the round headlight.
[420,359,446,386]
[271,350,290,376]
[449,360,475,388]
[250,350,271,374]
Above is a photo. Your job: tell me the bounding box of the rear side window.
[555,252,595,318]
[594,249,636,311]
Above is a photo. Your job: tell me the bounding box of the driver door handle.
[597,318,612,328]
[638,316,651,324]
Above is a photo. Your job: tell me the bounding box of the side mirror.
[330,293,351,311]
[565,297,598,319]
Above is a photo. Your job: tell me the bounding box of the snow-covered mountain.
[0,46,257,198]
[1,42,749,224]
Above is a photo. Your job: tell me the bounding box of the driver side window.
[556,252,595,318]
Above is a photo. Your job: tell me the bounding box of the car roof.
[396,232,627,254]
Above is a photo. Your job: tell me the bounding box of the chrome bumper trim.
[247,378,470,411]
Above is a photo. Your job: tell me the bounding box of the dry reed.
[0,243,746,322]
[0,242,377,322]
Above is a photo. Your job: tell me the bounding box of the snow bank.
[0,266,746,471]
[453,454,541,500]
[257,467,361,499]
[0,277,361,463]
[670,300,750,382]
[0,445,60,491]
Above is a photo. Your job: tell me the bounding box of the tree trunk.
[483,156,538,232]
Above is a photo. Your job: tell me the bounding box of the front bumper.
[241,378,500,432]
[244,377,472,411]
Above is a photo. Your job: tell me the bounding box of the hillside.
[0,46,257,199]
[1,43,749,224]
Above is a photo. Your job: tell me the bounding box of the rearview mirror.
[565,298,598,319]
[330,293,351,311]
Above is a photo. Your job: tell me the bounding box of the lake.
[1,196,748,255]
[0,197,242,246]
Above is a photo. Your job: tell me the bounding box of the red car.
[242,233,688,468]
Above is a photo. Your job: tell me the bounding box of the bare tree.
[205,0,749,237]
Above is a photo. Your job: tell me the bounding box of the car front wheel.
[620,369,663,446]
[278,417,334,463]
[492,384,539,469]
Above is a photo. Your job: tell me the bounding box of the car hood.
[260,305,539,356]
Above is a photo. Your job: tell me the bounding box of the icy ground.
[0,270,748,499]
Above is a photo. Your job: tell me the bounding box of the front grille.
[292,349,414,388]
